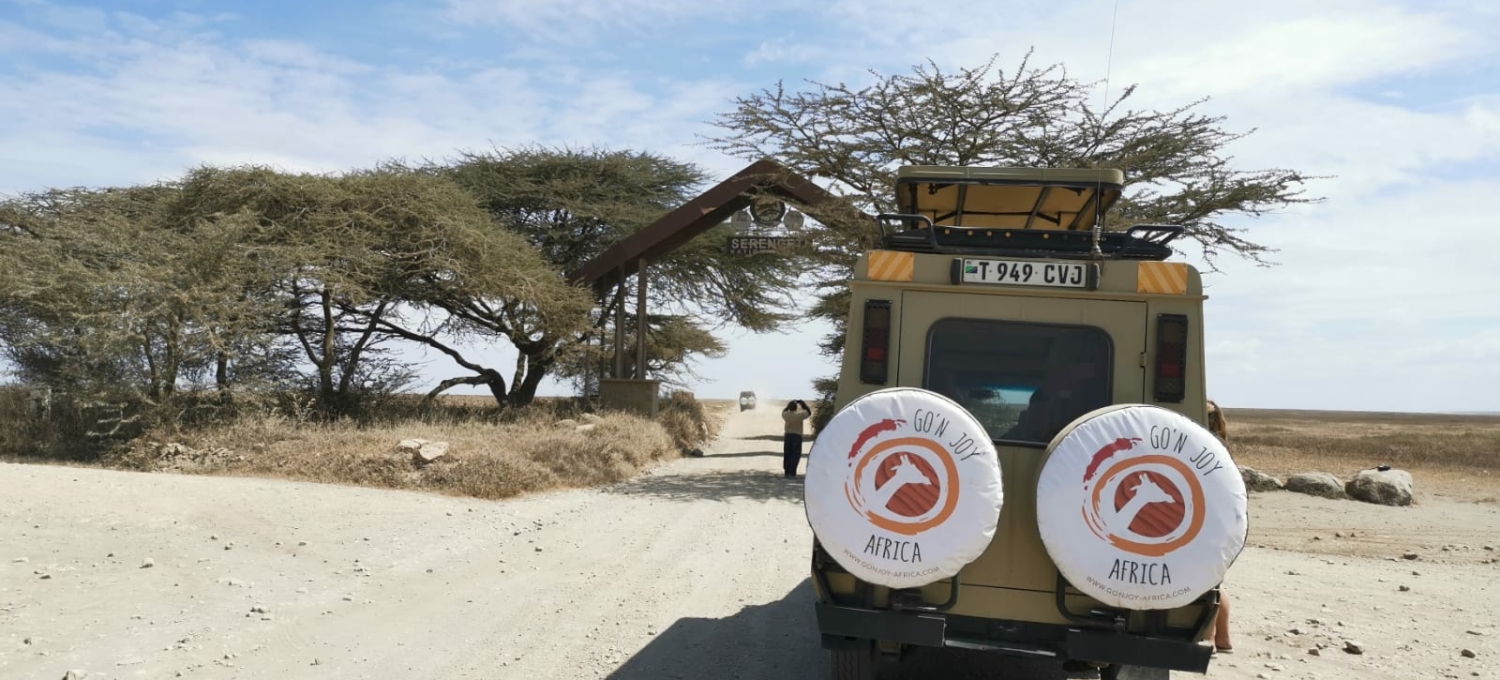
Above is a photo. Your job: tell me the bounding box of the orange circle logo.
[1082,454,1205,557]
[845,437,960,536]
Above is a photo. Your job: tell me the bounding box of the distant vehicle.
[739,391,758,411]
[805,166,1247,680]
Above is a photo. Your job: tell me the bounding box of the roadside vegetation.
[1225,408,1500,498]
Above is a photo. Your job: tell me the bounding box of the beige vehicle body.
[812,166,1218,679]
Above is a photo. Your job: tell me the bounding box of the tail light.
[1153,313,1188,402]
[860,299,892,384]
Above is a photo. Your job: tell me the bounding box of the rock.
[62,671,87,680]
[1285,473,1347,499]
[1308,648,1321,656]
[141,558,155,569]
[409,441,449,465]
[250,605,269,614]
[687,448,705,458]
[1343,639,1364,655]
[1461,649,1477,658]
[1346,468,1414,506]
[298,541,308,547]
[1240,466,1284,491]
[12,557,28,563]
[1399,585,1410,592]
[395,438,428,453]
[1403,552,1420,560]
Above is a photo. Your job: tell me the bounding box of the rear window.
[923,318,1113,445]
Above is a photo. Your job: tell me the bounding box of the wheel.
[1100,664,1169,680]
[829,642,877,680]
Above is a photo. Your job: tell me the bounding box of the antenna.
[1091,0,1123,258]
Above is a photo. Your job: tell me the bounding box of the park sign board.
[726,235,811,256]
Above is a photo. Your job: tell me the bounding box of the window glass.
[924,319,1113,445]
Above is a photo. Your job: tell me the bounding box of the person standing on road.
[781,400,812,478]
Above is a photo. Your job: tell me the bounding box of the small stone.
[62,671,86,680]
[12,557,27,563]
[141,558,155,569]
[535,547,543,552]
[250,605,269,614]
[224,545,232,551]
[1308,648,1321,656]
[23,636,32,644]
[39,573,52,580]
[298,541,308,547]
[1461,648,1477,658]
[1466,630,1485,636]
[1256,674,1271,680]
[1288,628,1303,635]
[1335,531,1344,538]
[1399,585,1410,592]
[1403,552,1420,560]
[211,534,219,540]
[1344,640,1364,655]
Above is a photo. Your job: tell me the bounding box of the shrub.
[657,390,718,454]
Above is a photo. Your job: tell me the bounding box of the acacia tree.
[438,148,803,397]
[169,166,412,414]
[707,52,1317,424]
[0,184,291,406]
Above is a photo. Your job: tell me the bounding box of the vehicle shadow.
[605,468,805,503]
[606,579,824,680]
[606,579,1080,680]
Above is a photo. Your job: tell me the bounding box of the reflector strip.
[868,251,915,282]
[1137,262,1188,294]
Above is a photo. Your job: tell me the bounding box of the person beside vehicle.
[781,400,812,478]
[1204,399,1234,653]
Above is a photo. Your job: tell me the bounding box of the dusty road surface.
[4,407,1498,680]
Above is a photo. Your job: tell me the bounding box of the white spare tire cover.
[805,387,1003,589]
[1036,404,1248,610]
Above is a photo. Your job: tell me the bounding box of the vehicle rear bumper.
[815,603,1212,674]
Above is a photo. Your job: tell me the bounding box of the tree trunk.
[509,354,553,407]
[317,289,336,404]
[215,352,231,403]
[422,369,510,409]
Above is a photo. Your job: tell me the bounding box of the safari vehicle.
[739,391,758,411]
[805,167,1244,680]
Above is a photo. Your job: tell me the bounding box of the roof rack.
[875,213,1184,261]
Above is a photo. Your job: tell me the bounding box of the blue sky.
[3,0,1498,412]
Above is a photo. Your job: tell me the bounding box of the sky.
[2,0,1498,413]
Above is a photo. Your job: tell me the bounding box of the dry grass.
[2,387,727,501]
[1224,408,1500,493]
[106,409,678,500]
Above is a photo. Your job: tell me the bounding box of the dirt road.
[4,408,1497,679]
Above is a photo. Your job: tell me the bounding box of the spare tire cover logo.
[1037,405,1248,610]
[805,388,1003,590]
[847,434,959,535]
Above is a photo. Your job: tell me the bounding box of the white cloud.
[0,9,751,194]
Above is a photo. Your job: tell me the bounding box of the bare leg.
[1212,593,1233,650]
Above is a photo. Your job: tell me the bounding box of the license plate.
[959,258,1089,288]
